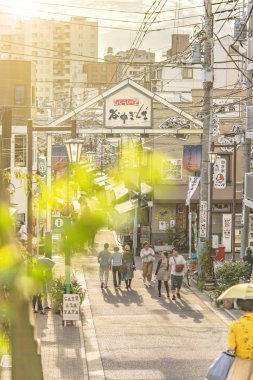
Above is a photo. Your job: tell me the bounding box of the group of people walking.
[98,241,186,300]
[98,243,135,289]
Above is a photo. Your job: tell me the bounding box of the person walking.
[169,247,185,300]
[18,221,27,247]
[122,244,135,290]
[243,247,253,280]
[226,299,253,379]
[111,246,123,288]
[140,241,155,287]
[98,243,111,289]
[155,251,170,298]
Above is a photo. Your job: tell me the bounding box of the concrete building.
[153,34,240,101]
[0,60,36,124]
[0,13,98,117]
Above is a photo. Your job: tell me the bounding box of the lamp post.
[64,138,83,294]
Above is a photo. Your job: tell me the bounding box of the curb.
[79,265,106,380]
[184,281,235,326]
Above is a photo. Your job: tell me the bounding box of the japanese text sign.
[199,201,207,239]
[214,158,226,189]
[104,86,152,128]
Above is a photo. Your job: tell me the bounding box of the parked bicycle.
[185,255,198,287]
[171,229,189,252]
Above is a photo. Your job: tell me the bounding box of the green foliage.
[214,261,250,301]
[49,276,85,313]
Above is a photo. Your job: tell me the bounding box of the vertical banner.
[214,158,226,189]
[222,213,232,252]
[183,145,202,173]
[37,156,47,178]
[186,176,200,206]
[199,201,207,239]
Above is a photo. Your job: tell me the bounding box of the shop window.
[15,135,26,167]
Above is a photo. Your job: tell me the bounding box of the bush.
[214,260,250,303]
[49,276,85,313]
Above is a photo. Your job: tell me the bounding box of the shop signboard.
[62,294,80,322]
[104,86,152,128]
[199,201,207,239]
[222,213,232,252]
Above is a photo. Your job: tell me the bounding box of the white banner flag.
[214,158,226,189]
[186,176,200,206]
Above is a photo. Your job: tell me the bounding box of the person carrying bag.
[206,351,235,380]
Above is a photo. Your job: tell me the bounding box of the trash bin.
[215,244,225,261]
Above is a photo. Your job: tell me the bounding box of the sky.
[0,0,236,59]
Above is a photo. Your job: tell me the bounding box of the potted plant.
[213,261,249,308]
[49,275,85,314]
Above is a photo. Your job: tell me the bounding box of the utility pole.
[0,108,12,204]
[241,0,253,258]
[198,0,214,269]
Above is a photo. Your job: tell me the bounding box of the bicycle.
[185,255,198,287]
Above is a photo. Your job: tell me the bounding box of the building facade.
[0,13,98,117]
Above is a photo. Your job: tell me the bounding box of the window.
[15,135,26,167]
[14,85,26,105]
[182,68,193,79]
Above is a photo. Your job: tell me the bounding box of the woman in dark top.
[155,251,170,298]
[122,244,135,290]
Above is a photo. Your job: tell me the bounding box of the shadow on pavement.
[145,286,204,324]
[101,287,144,307]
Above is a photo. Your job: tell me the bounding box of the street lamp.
[64,138,83,294]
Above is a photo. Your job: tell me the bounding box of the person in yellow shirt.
[227,298,253,380]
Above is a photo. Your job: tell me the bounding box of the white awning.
[114,199,138,214]
[113,183,129,200]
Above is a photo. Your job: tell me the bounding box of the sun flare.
[4,0,38,17]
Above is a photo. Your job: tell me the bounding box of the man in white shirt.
[169,247,186,300]
[18,221,27,247]
[140,241,155,287]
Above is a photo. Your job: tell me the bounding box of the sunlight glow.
[2,0,38,17]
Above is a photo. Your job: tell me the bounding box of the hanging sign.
[199,201,207,239]
[222,214,232,252]
[183,145,202,173]
[62,294,80,321]
[186,176,200,206]
[214,158,226,189]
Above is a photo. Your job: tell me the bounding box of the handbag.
[173,257,184,273]
[206,351,235,380]
[119,262,127,274]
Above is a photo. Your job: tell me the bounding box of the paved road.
[73,230,230,380]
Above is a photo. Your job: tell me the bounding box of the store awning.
[113,183,129,200]
[114,199,138,214]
